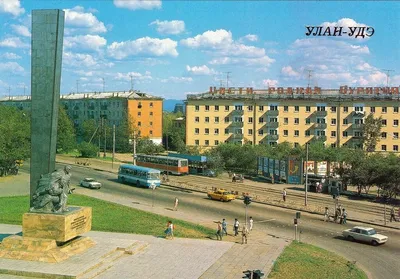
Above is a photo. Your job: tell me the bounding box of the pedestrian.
[173,197,179,211]
[340,209,344,224]
[165,221,174,240]
[241,225,249,244]
[215,221,223,240]
[342,209,347,224]
[249,217,253,231]
[282,189,287,202]
[324,207,329,222]
[233,218,239,236]
[390,207,397,222]
[232,173,236,182]
[335,207,341,223]
[222,218,228,236]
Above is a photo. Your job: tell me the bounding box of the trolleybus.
[118,164,161,188]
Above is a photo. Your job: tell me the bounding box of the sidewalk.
[56,154,400,230]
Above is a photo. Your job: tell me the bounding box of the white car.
[342,226,388,246]
[80,178,102,189]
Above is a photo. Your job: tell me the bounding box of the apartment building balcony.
[266,134,279,141]
[230,121,244,127]
[100,105,108,110]
[314,123,327,129]
[314,110,327,117]
[88,105,95,110]
[267,122,279,128]
[266,110,279,116]
[351,111,365,117]
[313,135,327,141]
[232,109,244,116]
[231,133,244,139]
[352,124,364,130]
[352,134,363,139]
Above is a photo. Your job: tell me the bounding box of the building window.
[138,111,141,116]
[138,121,141,126]
[331,119,336,125]
[195,140,199,145]
[382,107,387,113]
[205,140,209,146]
[394,145,399,152]
[150,122,153,126]
[343,131,348,137]
[195,105,200,111]
[195,117,199,123]
[294,106,299,112]
[331,143,336,148]
[214,140,219,145]
[205,117,209,123]
[354,106,364,112]
[381,145,387,151]
[284,106,289,112]
[270,105,278,111]
[248,117,253,123]
[225,105,229,111]
[284,118,289,124]
[225,128,229,134]
[150,102,153,107]
[225,117,229,123]
[331,106,337,112]
[343,119,348,125]
[215,117,219,123]
[248,105,253,111]
[305,130,311,137]
[215,105,219,111]
[370,107,375,113]
[195,128,199,134]
[214,128,219,135]
[306,106,311,112]
[258,129,264,135]
[259,105,264,111]
[381,119,387,126]
[331,131,336,137]
[284,130,288,136]
[343,106,348,112]
[317,106,326,111]
[248,129,253,135]
[205,105,210,111]
[294,118,299,124]
[235,105,243,111]
[381,132,387,138]
[270,117,278,123]
[150,112,153,116]
[149,130,153,135]
[294,130,299,137]
[394,120,399,127]
[394,107,399,113]
[258,117,264,123]
[294,143,299,148]
[205,128,209,135]
[394,132,399,139]
[306,118,311,125]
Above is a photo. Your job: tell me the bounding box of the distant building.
[0,90,163,144]
[174,103,184,114]
[185,86,400,152]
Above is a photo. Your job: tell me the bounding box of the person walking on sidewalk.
[173,197,179,211]
[390,207,397,222]
[215,221,223,240]
[222,218,228,236]
[233,218,240,236]
[241,225,249,244]
[249,217,254,231]
[324,207,329,222]
[282,189,287,202]
[342,209,347,224]
[165,221,174,240]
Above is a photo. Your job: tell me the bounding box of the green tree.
[162,111,185,151]
[204,148,225,175]
[81,119,99,143]
[57,106,76,153]
[0,106,30,171]
[137,137,164,154]
[77,141,99,158]
[362,113,383,152]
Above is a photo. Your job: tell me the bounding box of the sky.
[0,0,399,99]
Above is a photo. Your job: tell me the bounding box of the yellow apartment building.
[0,90,163,144]
[185,86,400,152]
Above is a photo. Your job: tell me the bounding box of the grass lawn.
[0,194,214,239]
[269,241,367,279]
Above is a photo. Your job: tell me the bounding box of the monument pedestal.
[0,206,95,263]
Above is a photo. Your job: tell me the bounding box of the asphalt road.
[20,163,400,279]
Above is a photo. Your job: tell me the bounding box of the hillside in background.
[163,99,184,112]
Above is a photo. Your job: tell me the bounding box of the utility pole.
[98,119,102,157]
[103,118,107,158]
[76,79,79,93]
[306,69,313,88]
[112,124,115,169]
[224,71,231,88]
[8,86,11,100]
[102,78,105,92]
[305,143,309,206]
[133,131,137,165]
[382,69,394,87]
[129,74,134,91]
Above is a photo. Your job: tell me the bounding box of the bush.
[77,142,99,158]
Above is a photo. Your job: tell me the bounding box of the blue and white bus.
[118,164,161,188]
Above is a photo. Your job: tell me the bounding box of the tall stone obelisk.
[30,10,65,206]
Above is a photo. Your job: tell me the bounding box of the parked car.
[202,169,216,177]
[80,178,102,189]
[342,226,388,246]
[207,189,236,202]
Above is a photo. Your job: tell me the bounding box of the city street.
[12,162,400,279]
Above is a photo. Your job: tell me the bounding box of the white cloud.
[0,52,21,59]
[64,6,107,34]
[355,62,374,71]
[160,76,193,83]
[262,79,278,87]
[113,71,153,81]
[63,52,114,69]
[320,18,369,40]
[181,29,233,49]
[150,20,185,35]
[356,71,387,86]
[11,24,30,37]
[209,56,275,68]
[107,37,178,59]
[0,62,24,73]
[186,65,216,75]
[315,72,353,81]
[0,36,29,48]
[64,35,107,51]
[281,66,301,78]
[240,34,258,42]
[0,0,24,16]
[113,0,161,10]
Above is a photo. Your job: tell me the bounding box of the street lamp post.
[305,143,309,206]
[133,132,137,165]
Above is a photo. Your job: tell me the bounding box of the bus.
[136,154,189,175]
[118,164,161,188]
